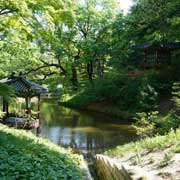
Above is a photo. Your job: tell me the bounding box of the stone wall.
[95,154,132,180]
[80,155,93,180]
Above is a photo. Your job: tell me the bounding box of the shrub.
[172,82,180,110]
[68,70,159,114]
[136,77,158,111]
[156,113,180,134]
[133,111,158,138]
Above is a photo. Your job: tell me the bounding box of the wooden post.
[25,97,31,124]
[6,102,9,116]
[2,97,6,112]
[37,95,40,120]
[25,97,31,114]
[2,97,9,116]
[36,95,41,135]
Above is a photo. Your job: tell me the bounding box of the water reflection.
[38,100,137,154]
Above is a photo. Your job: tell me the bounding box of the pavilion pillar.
[2,97,9,116]
[6,102,9,116]
[36,95,41,136]
[25,97,31,123]
[37,95,40,120]
[2,97,6,112]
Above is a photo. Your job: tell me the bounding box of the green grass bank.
[0,124,83,180]
[105,129,180,179]
[106,129,180,157]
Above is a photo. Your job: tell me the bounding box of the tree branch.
[39,59,67,75]
[42,71,57,80]
[0,8,13,16]
[24,62,67,76]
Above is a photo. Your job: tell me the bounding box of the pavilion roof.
[136,42,180,50]
[0,75,48,97]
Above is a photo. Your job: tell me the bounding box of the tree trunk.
[71,65,79,90]
[87,60,93,82]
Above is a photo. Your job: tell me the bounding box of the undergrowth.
[0,124,83,180]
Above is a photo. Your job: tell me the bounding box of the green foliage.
[154,82,180,134]
[134,148,143,165]
[117,75,158,111]
[172,82,180,109]
[109,0,180,68]
[137,78,158,111]
[155,113,180,134]
[105,128,180,157]
[0,83,14,118]
[0,111,5,119]
[133,111,158,138]
[159,151,174,167]
[0,0,179,92]
[131,81,180,137]
[0,0,179,138]
[0,83,15,101]
[131,0,180,41]
[0,40,41,78]
[67,71,127,106]
[0,0,75,82]
[67,70,159,114]
[0,124,83,180]
[133,110,180,138]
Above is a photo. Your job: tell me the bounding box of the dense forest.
[0,0,180,133]
[0,0,179,87]
[0,0,180,132]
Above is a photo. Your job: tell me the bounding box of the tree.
[109,0,180,68]
[58,0,119,87]
[0,0,75,79]
[27,0,119,90]
[129,0,180,42]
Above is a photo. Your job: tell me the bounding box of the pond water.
[37,100,137,157]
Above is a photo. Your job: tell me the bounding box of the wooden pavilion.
[136,42,180,68]
[0,73,47,129]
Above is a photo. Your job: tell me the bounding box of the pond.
[36,100,137,158]
[1,98,137,178]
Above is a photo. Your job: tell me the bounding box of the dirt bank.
[59,101,133,120]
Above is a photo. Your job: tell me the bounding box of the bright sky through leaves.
[119,0,133,14]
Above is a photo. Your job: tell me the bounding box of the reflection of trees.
[71,115,79,127]
[86,133,95,153]
[70,115,79,148]
[38,101,137,155]
[85,133,118,153]
[58,128,65,146]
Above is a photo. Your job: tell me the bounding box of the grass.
[159,151,174,167]
[105,129,180,157]
[0,124,83,180]
[105,128,180,179]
